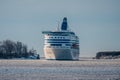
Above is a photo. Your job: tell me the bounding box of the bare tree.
[2,40,16,58]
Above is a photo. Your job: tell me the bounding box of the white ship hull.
[42,17,80,60]
[44,48,79,60]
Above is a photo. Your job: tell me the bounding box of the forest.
[0,40,39,59]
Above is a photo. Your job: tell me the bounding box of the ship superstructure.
[42,17,79,60]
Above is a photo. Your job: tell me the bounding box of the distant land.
[96,51,120,59]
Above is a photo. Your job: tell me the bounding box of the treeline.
[0,40,39,59]
[96,51,120,59]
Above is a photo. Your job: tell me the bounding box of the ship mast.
[57,21,60,31]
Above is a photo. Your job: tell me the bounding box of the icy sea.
[0,59,120,80]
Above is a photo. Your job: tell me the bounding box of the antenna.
[57,21,60,31]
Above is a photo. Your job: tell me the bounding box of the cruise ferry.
[42,17,80,60]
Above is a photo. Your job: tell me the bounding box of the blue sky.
[0,0,120,57]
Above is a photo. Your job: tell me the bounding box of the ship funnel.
[61,17,68,31]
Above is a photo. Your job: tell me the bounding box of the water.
[0,59,120,80]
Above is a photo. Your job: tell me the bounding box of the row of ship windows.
[45,44,71,46]
[45,46,70,48]
[47,36,66,39]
